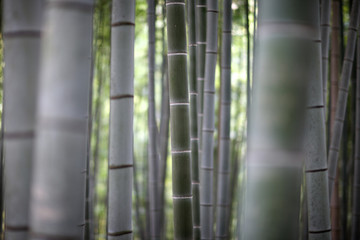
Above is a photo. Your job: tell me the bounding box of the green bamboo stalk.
[321,0,331,109]
[215,0,232,239]
[166,1,193,239]
[327,0,360,198]
[201,0,218,238]
[351,31,360,240]
[2,0,42,239]
[147,0,161,238]
[304,1,331,239]
[29,0,94,239]
[244,0,317,239]
[196,0,206,164]
[107,0,135,239]
[188,0,200,239]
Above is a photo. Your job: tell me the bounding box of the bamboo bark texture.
[215,0,232,239]
[327,0,360,198]
[29,1,93,239]
[2,0,42,239]
[200,0,218,238]
[244,0,316,239]
[166,0,193,239]
[107,1,135,239]
[147,0,161,238]
[304,1,331,239]
[188,0,201,239]
[351,31,360,240]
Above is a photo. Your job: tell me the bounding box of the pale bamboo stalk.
[147,0,161,238]
[188,0,200,239]
[351,29,360,240]
[107,1,135,239]
[327,0,360,198]
[166,0,193,238]
[29,0,94,239]
[304,2,331,239]
[321,0,331,108]
[2,1,42,239]
[200,0,218,238]
[244,0,317,239]
[215,0,232,239]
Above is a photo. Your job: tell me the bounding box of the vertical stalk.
[201,0,219,238]
[107,0,135,239]
[29,0,94,238]
[2,0,42,239]
[215,0,232,239]
[304,1,331,239]
[321,0,331,110]
[147,0,161,238]
[327,0,360,198]
[188,0,200,239]
[166,0,193,239]
[244,0,316,239]
[351,28,360,240]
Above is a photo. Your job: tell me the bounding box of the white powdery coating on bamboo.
[166,2,185,6]
[170,102,190,106]
[168,52,187,56]
[171,150,191,154]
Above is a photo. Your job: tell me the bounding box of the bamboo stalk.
[327,0,360,198]
[304,2,331,239]
[166,0,193,239]
[244,0,317,239]
[29,0,94,238]
[106,0,135,239]
[200,0,219,238]
[188,0,201,239]
[2,0,42,239]
[321,0,331,110]
[215,0,232,239]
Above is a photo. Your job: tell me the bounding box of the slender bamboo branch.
[321,0,331,111]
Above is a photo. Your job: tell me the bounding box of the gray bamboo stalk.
[107,0,135,239]
[351,31,360,240]
[215,0,232,239]
[147,0,161,238]
[2,0,42,239]
[201,0,218,238]
[243,0,317,239]
[321,0,331,108]
[188,0,200,239]
[166,0,193,239]
[327,0,360,198]
[304,1,331,239]
[29,0,94,239]
[196,0,206,164]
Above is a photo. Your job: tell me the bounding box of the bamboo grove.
[2,0,360,240]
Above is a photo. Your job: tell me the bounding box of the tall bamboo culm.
[166,0,193,239]
[107,0,135,239]
[196,0,206,164]
[201,0,218,238]
[188,0,201,239]
[304,1,331,240]
[321,0,331,108]
[243,0,316,239]
[351,31,360,240]
[327,0,360,198]
[29,0,94,239]
[215,0,232,239]
[147,0,161,238]
[2,1,42,239]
